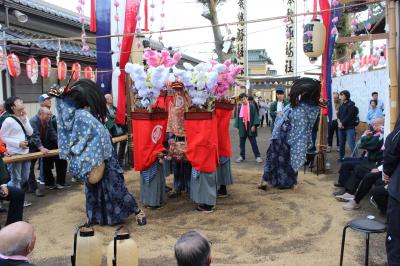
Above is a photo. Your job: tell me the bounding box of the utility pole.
[387,0,399,130]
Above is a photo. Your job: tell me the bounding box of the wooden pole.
[3,135,128,164]
[125,74,134,168]
[387,0,399,130]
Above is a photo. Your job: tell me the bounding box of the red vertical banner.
[319,0,331,116]
[115,0,141,125]
[90,0,96,32]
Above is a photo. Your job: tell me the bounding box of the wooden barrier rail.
[2,135,128,164]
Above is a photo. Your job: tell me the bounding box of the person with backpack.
[0,97,33,207]
[337,90,359,160]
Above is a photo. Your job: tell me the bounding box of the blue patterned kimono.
[262,102,320,188]
[56,98,139,225]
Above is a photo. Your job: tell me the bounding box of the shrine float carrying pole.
[387,0,399,130]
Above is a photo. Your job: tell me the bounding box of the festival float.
[125,48,181,172]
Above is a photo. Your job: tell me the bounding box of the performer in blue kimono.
[262,78,321,189]
[49,79,146,226]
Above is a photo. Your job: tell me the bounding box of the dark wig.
[66,79,108,124]
[289,77,321,107]
[4,96,22,114]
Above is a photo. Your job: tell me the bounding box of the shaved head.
[0,222,36,257]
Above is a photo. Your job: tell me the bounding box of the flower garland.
[76,0,89,53]
[125,48,181,109]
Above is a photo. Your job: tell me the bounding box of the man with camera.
[0,97,33,207]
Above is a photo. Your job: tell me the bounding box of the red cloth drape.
[320,0,331,116]
[185,114,219,172]
[132,118,167,171]
[115,0,141,124]
[152,95,173,111]
[90,0,96,32]
[216,108,232,157]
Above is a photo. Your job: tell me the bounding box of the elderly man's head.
[104,94,113,105]
[38,107,51,123]
[175,230,211,266]
[0,222,36,257]
[372,117,385,132]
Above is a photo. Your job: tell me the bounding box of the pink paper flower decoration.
[114,0,120,7]
[114,15,120,21]
[150,16,155,22]
[331,27,338,36]
[160,13,165,18]
[150,3,155,8]
[366,23,372,30]
[331,17,339,24]
[136,15,142,21]
[79,16,85,23]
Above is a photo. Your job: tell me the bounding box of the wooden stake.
[125,74,134,168]
[387,0,399,130]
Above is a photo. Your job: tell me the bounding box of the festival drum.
[71,225,102,266]
[107,226,139,266]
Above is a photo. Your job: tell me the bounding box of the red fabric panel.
[216,108,232,157]
[152,96,173,111]
[185,115,219,172]
[90,0,96,32]
[320,0,331,116]
[132,118,167,171]
[115,0,141,124]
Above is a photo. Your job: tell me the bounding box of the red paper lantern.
[7,53,21,77]
[57,61,67,81]
[83,66,95,80]
[362,55,368,66]
[344,62,350,73]
[40,57,52,79]
[26,57,39,84]
[71,62,81,80]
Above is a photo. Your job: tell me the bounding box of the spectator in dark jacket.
[334,117,384,196]
[29,107,68,190]
[383,117,400,265]
[337,90,358,160]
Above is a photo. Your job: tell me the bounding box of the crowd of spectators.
[0,93,127,227]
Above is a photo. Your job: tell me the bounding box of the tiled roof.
[6,27,96,58]
[9,0,89,25]
[248,49,272,64]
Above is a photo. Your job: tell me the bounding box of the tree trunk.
[207,0,228,62]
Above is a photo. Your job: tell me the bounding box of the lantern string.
[2,0,382,43]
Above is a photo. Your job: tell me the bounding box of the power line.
[2,0,382,43]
